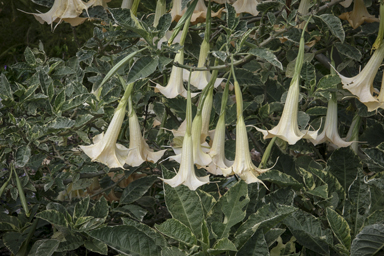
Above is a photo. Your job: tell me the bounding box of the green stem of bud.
[372,2,384,52]
[131,0,140,16]
[231,55,243,118]
[0,170,12,198]
[258,137,277,168]
[12,164,30,217]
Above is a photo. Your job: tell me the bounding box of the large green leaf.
[234,204,297,249]
[335,42,362,61]
[120,175,158,204]
[73,196,90,220]
[88,196,109,219]
[258,169,303,190]
[163,166,204,238]
[126,56,158,84]
[36,210,68,227]
[87,226,162,256]
[122,218,167,248]
[84,238,108,255]
[327,148,361,193]
[27,239,60,256]
[0,74,13,100]
[210,181,250,239]
[155,219,197,247]
[347,171,371,236]
[15,145,31,168]
[3,232,27,255]
[316,14,345,43]
[207,238,237,255]
[284,210,332,255]
[326,207,351,250]
[236,232,270,256]
[248,48,283,70]
[351,224,384,256]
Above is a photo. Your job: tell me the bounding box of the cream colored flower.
[233,0,259,17]
[155,51,190,99]
[170,0,224,23]
[170,0,184,22]
[339,0,379,29]
[125,101,166,167]
[207,115,233,175]
[121,0,133,9]
[256,23,318,145]
[80,92,130,169]
[222,78,272,183]
[309,94,353,148]
[200,86,213,142]
[335,43,384,112]
[161,87,209,190]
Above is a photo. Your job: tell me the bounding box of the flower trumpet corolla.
[125,98,166,167]
[222,77,271,183]
[335,42,384,111]
[121,0,133,9]
[170,0,184,22]
[233,0,260,17]
[80,85,132,169]
[309,93,353,148]
[21,0,91,30]
[161,83,209,190]
[201,85,213,142]
[256,21,318,145]
[339,0,379,29]
[156,51,189,98]
[208,114,233,175]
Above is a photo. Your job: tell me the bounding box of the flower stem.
[259,137,277,168]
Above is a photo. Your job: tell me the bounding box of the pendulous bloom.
[80,85,132,169]
[256,21,318,145]
[339,0,379,29]
[335,42,384,112]
[170,0,223,23]
[233,0,260,17]
[161,85,209,190]
[309,93,353,148]
[125,97,166,167]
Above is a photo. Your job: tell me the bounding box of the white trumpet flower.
[207,115,233,175]
[335,43,384,112]
[200,86,213,142]
[339,0,379,29]
[256,21,318,145]
[170,0,184,22]
[80,88,131,169]
[309,94,353,148]
[233,0,260,17]
[161,85,209,190]
[125,102,166,167]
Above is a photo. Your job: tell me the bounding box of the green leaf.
[15,145,31,168]
[54,90,66,111]
[126,56,158,84]
[84,238,108,255]
[306,184,328,199]
[0,74,13,100]
[347,171,371,236]
[109,9,151,41]
[87,226,162,256]
[306,106,327,116]
[351,224,384,256]
[112,204,147,221]
[36,210,68,227]
[226,2,239,30]
[163,166,204,238]
[207,238,237,254]
[317,14,345,43]
[234,204,297,249]
[155,219,197,246]
[259,169,303,189]
[231,68,262,86]
[236,232,269,256]
[335,42,362,61]
[316,74,341,92]
[47,116,75,129]
[122,218,167,248]
[73,196,90,220]
[248,48,283,70]
[56,233,83,252]
[284,210,332,255]
[327,147,362,193]
[197,190,216,215]
[61,94,90,112]
[88,196,109,219]
[209,181,250,239]
[326,207,351,250]
[24,47,36,66]
[3,232,27,255]
[161,247,188,256]
[120,175,157,204]
[27,239,60,256]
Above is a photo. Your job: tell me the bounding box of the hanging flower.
[80,90,131,169]
[200,86,214,142]
[256,21,318,145]
[161,86,209,190]
[207,114,233,175]
[309,93,353,148]
[125,99,166,166]
[339,0,379,29]
[222,79,272,183]
[170,0,184,22]
[233,0,260,17]
[335,43,384,112]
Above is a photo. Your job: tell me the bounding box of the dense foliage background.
[1,0,384,255]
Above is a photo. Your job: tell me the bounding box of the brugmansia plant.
[1,0,384,255]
